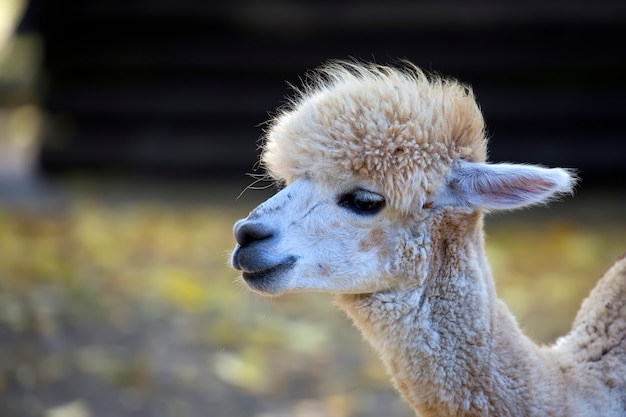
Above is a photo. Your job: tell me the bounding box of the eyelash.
[338,189,386,215]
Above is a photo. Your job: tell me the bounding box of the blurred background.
[0,1,625,416]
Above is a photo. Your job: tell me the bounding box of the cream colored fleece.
[240,61,626,416]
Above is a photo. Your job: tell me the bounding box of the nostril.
[234,220,275,246]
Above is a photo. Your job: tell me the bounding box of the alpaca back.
[551,255,626,414]
[568,255,626,362]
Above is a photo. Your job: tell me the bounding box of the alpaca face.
[232,177,417,295]
[231,160,576,296]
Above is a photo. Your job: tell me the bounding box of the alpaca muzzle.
[232,219,298,295]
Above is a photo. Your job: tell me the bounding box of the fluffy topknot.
[261,61,487,213]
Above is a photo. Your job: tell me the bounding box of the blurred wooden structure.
[20,0,626,182]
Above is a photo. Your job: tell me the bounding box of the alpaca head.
[232,61,575,296]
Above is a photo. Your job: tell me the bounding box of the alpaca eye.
[338,190,385,215]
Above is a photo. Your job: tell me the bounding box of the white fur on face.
[232,178,409,295]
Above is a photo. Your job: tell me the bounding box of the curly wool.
[262,61,487,213]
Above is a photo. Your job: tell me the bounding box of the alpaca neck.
[336,213,561,417]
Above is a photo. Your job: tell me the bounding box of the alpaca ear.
[440,160,577,210]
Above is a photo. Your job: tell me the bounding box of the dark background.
[17,0,626,185]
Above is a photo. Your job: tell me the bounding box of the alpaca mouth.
[232,249,298,294]
[242,258,298,295]
[242,257,297,283]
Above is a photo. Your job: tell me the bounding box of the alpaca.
[231,61,626,417]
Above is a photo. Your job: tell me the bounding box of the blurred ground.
[0,173,624,417]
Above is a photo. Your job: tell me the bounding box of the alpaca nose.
[233,220,275,247]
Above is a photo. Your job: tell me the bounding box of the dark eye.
[338,190,386,215]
